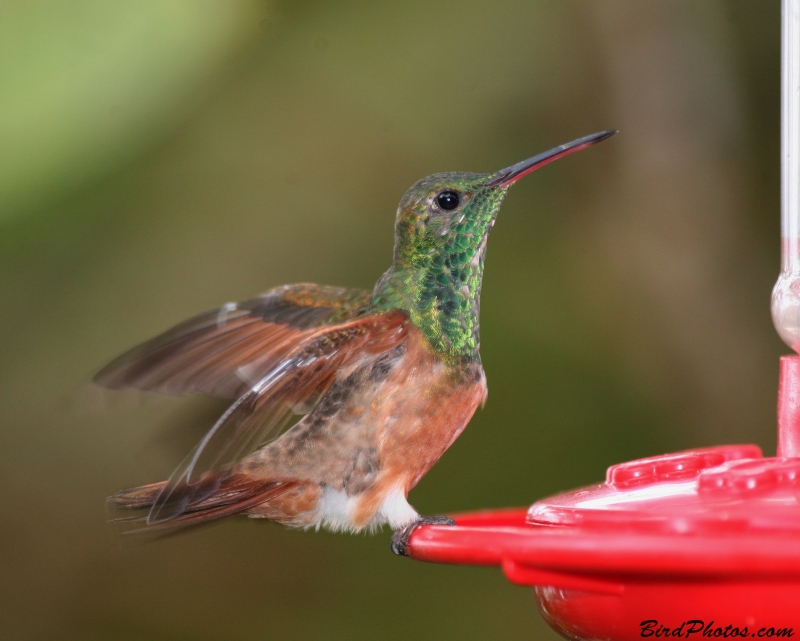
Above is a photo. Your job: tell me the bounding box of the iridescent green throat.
[371,182,509,362]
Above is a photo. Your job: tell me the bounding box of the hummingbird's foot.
[390,515,456,556]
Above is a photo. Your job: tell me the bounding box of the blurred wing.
[146,311,409,525]
[94,284,373,399]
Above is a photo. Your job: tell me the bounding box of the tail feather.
[112,481,167,510]
[110,474,297,533]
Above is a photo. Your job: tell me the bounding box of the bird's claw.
[390,515,456,556]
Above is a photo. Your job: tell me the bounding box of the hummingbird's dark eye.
[436,191,460,211]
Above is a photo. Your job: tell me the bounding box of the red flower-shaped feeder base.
[405,357,800,641]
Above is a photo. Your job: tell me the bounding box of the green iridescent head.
[372,131,615,362]
[392,171,507,269]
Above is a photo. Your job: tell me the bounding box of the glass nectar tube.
[774,0,800,457]
[773,0,800,353]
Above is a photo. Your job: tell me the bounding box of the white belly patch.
[311,485,419,533]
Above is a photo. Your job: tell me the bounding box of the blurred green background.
[0,1,784,639]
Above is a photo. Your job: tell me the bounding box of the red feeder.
[404,3,800,637]
[407,354,800,637]
[406,358,800,637]
[407,420,800,639]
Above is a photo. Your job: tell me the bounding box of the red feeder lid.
[405,357,800,641]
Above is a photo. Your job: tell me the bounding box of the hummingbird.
[98,130,614,554]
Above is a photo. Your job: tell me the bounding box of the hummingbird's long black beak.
[486,130,616,187]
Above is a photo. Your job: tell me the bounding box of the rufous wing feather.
[94,284,373,399]
[112,310,409,529]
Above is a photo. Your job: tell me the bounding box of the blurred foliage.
[0,1,264,219]
[0,1,784,640]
